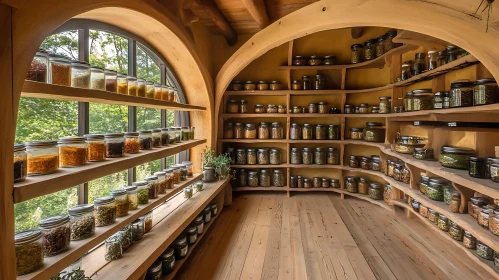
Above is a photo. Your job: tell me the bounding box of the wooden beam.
[198,0,237,46]
[241,0,270,29]
[351,27,364,39]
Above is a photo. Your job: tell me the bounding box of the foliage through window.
[89,30,128,74]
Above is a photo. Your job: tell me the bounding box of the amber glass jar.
[351,44,363,64]
[358,177,370,195]
[345,176,358,193]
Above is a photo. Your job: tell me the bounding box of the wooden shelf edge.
[14,139,207,203]
[22,81,206,111]
[232,186,288,191]
[17,174,203,280]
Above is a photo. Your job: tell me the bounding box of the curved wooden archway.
[214,0,499,122]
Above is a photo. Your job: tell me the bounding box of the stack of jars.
[233,148,281,165]
[229,80,282,91]
[253,104,287,114]
[291,55,337,66]
[234,168,286,187]
[350,29,400,64]
[289,123,340,140]
[224,122,284,139]
[291,74,325,90]
[290,147,339,165]
[344,103,381,114]
[289,175,340,189]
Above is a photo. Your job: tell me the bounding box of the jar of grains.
[127,76,138,96]
[290,148,302,164]
[48,54,71,86]
[450,81,474,107]
[449,221,463,241]
[85,134,107,161]
[153,83,161,99]
[437,214,449,231]
[438,146,475,170]
[234,123,244,139]
[379,96,391,113]
[248,171,258,187]
[469,197,488,220]
[145,81,154,98]
[364,39,377,60]
[290,124,301,140]
[270,149,280,165]
[267,104,278,113]
[244,124,257,139]
[244,81,256,91]
[317,102,328,113]
[474,79,498,105]
[272,170,285,187]
[358,177,370,194]
[137,130,153,150]
[271,122,283,139]
[345,176,358,193]
[302,148,313,165]
[258,122,270,139]
[90,67,105,90]
[278,105,287,114]
[39,214,71,256]
[70,61,91,89]
[314,147,326,165]
[350,128,364,140]
[15,229,44,275]
[259,169,270,187]
[290,176,297,188]
[463,231,477,249]
[240,100,248,113]
[26,140,59,176]
[369,182,384,200]
[412,89,434,111]
[327,148,339,165]
[257,148,269,165]
[384,29,398,52]
[57,136,88,167]
[327,125,339,140]
[231,81,243,91]
[125,186,139,210]
[316,124,327,140]
[27,49,49,83]
[227,100,238,113]
[313,177,321,188]
[110,189,129,217]
[257,81,269,90]
[247,149,256,165]
[68,204,95,241]
[351,44,364,64]
[371,156,381,171]
[302,124,313,140]
[303,178,311,188]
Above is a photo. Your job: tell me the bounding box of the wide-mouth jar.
[70,61,90,89]
[85,134,106,161]
[450,81,474,107]
[363,122,385,143]
[474,78,498,105]
[94,196,116,227]
[125,185,139,210]
[230,80,243,91]
[350,128,364,140]
[369,182,384,200]
[58,136,88,167]
[413,148,434,160]
[323,55,337,65]
[358,177,370,194]
[244,81,256,91]
[39,214,71,256]
[27,49,49,83]
[351,44,364,64]
[116,74,128,94]
[438,146,475,170]
[110,189,129,217]
[412,89,434,111]
[138,130,153,150]
[469,157,487,178]
[144,81,154,98]
[25,140,59,176]
[345,176,358,193]
[270,81,282,91]
[379,96,391,114]
[292,56,307,66]
[104,133,125,158]
[90,66,105,90]
[68,204,95,240]
[48,54,71,86]
[308,55,322,66]
[15,229,44,275]
[173,234,189,259]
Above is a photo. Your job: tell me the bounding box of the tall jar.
[248,171,258,187]
[257,148,269,165]
[27,49,49,83]
[401,63,412,80]
[315,124,327,140]
[139,130,153,150]
[175,127,182,142]
[379,96,391,113]
[247,149,256,165]
[48,54,71,86]
[413,53,426,75]
[160,128,170,146]
[154,83,162,99]
[314,147,326,165]
[180,127,190,142]
[303,124,314,140]
[26,140,59,176]
[259,169,270,187]
[364,39,377,61]
[145,81,155,98]
[244,124,257,139]
[104,69,118,93]
[15,230,44,276]
[236,149,247,165]
[94,196,116,227]
[404,91,413,111]
[137,78,146,97]
[345,176,358,193]
[302,75,311,90]
[328,125,340,140]
[68,204,95,241]
[412,89,434,111]
[376,36,385,57]
[168,88,176,102]
[351,44,364,64]
[71,61,91,89]
[314,75,325,90]
[127,76,138,96]
[237,169,247,187]
[14,144,27,183]
[134,181,150,204]
[131,218,145,241]
[58,136,88,167]
[437,50,447,67]
[427,51,438,70]
[39,214,71,256]
[270,148,281,165]
[290,123,302,140]
[358,177,370,194]
[258,122,270,139]
[160,85,169,100]
[105,236,122,261]
[450,81,474,107]
[104,133,125,158]
[90,67,105,90]
[110,189,129,217]
[384,29,398,52]
[290,148,302,164]
[125,186,139,210]
[271,122,283,139]
[117,74,128,94]
[327,148,339,165]
[474,79,498,105]
[302,148,313,164]
[272,170,285,187]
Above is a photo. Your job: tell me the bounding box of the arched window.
[15,19,187,232]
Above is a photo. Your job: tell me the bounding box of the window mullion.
[128,39,137,184]
[78,28,90,204]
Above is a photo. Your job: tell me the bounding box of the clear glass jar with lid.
[427,51,438,70]
[39,214,71,256]
[351,44,364,64]
[271,122,283,139]
[403,91,413,111]
[328,125,339,140]
[259,169,271,187]
[327,147,339,165]
[131,218,145,241]
[85,134,106,161]
[159,128,169,146]
[270,149,281,165]
[133,181,150,204]
[244,124,257,139]
[363,122,385,143]
[258,122,270,139]
[25,140,59,176]
[401,63,412,80]
[152,129,162,147]
[364,39,377,61]
[15,229,44,276]
[379,96,391,113]
[439,146,475,170]
[110,188,129,217]
[384,29,398,52]
[161,85,169,101]
[174,127,182,142]
[154,83,162,99]
[257,148,269,165]
[136,78,146,97]
[138,130,153,150]
[58,136,88,167]
[303,124,313,140]
[71,61,91,89]
[345,176,358,193]
[160,247,176,275]
[127,76,138,96]
[14,144,27,183]
[145,81,154,98]
[474,79,498,105]
[104,69,118,92]
[117,73,128,94]
[450,81,474,107]
[94,196,116,227]
[104,133,124,158]
[433,91,449,109]
[68,204,95,240]
[169,88,177,103]
[176,164,188,181]
[145,176,159,199]
[27,49,49,83]
[181,161,193,177]
[302,148,313,164]
[144,211,153,233]
[90,67,105,90]
[376,36,385,57]
[48,54,72,86]
[314,147,326,165]
[105,236,122,261]
[413,53,426,75]
[412,89,434,111]
[272,169,285,187]
[125,185,139,210]
[170,165,181,183]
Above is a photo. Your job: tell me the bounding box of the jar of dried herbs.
[413,53,426,75]
[110,189,129,217]
[257,148,270,165]
[469,157,487,178]
[363,122,385,143]
[358,177,370,194]
[369,183,384,200]
[401,166,410,184]
[449,193,461,213]
[437,214,449,231]
[154,171,168,193]
[244,124,257,139]
[236,149,247,165]
[290,148,302,164]
[328,125,339,140]
[248,171,258,187]
[463,231,477,249]
[290,123,302,140]
[350,128,364,140]
[349,156,359,168]
[15,229,44,276]
[303,178,311,188]
[330,179,340,188]
[94,196,116,227]
[257,122,269,139]
[346,176,358,193]
[413,148,435,160]
[450,81,474,107]
[490,209,499,236]
[469,197,488,220]
[273,169,285,187]
[302,148,313,165]
[39,214,71,256]
[315,124,327,140]
[379,96,391,113]
[419,175,430,194]
[195,215,204,235]
[411,89,434,111]
[364,39,377,61]
[327,148,339,165]
[105,133,125,157]
[314,147,326,165]
[145,175,159,198]
[125,186,139,210]
[105,236,122,261]
[351,44,364,64]
[259,169,270,187]
[426,180,445,201]
[449,221,464,241]
[247,149,257,165]
[428,209,438,224]
[439,146,475,170]
[131,218,144,241]
[270,149,281,165]
[477,241,494,260]
[69,204,95,240]
[344,104,355,114]
[474,78,498,105]
[133,181,150,204]
[303,124,313,140]
[432,91,448,109]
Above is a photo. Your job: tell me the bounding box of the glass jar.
[490,209,499,236]
[477,241,493,260]
[292,56,307,66]
[115,74,128,94]
[357,177,369,194]
[469,197,488,220]
[314,124,326,140]
[314,75,324,90]
[449,193,461,213]
[118,224,132,252]
[238,100,248,113]
[371,157,381,171]
[357,103,368,114]
[179,127,189,142]
[104,133,125,158]
[303,178,311,188]
[344,104,355,114]
[318,178,328,188]
[27,49,49,83]
[469,157,487,178]
[330,179,340,188]
[277,105,287,114]
[14,144,27,183]
[345,176,358,193]
[145,261,162,280]
[177,164,188,181]
[25,140,59,176]
[248,171,258,187]
[478,205,496,229]
[267,122,283,139]
[70,61,91,89]
[438,146,475,170]
[236,149,247,165]
[411,199,420,212]
[446,46,462,63]
[173,234,189,260]
[325,124,339,140]
[419,204,428,218]
[160,128,170,146]
[302,148,313,165]
[369,183,384,200]
[327,148,339,165]
[257,122,270,139]
[312,177,320,188]
[401,166,410,184]
[413,148,434,160]
[131,218,145,241]
[104,236,122,262]
[363,122,385,142]
[290,123,301,140]
[291,80,302,90]
[48,54,71,86]
[387,160,396,177]
[138,130,153,150]
[349,156,359,168]
[323,55,336,65]
[403,91,413,111]
[450,81,474,107]
[364,39,377,61]
[39,214,71,256]
[183,186,193,199]
[314,147,326,165]
[474,78,498,105]
[195,215,205,235]
[379,96,391,113]
[231,123,243,139]
[427,208,437,223]
[360,157,371,170]
[236,169,247,187]
[244,81,256,91]
[419,175,429,194]
[302,75,312,90]
[231,81,243,91]
[270,81,282,91]
[181,161,193,177]
[185,224,198,245]
[375,36,385,57]
[160,85,168,101]
[259,169,270,187]
[437,214,449,231]
[393,163,402,181]
[301,124,312,140]
[427,51,438,71]
[125,186,139,210]
[413,53,426,75]
[290,176,297,188]
[90,67,105,90]
[270,149,281,165]
[244,124,257,139]
[94,196,116,227]
[83,134,106,161]
[257,81,269,91]
[308,55,322,66]
[351,44,364,64]
[257,148,269,165]
[426,181,444,202]
[126,76,137,96]
[433,91,448,109]
[290,148,302,164]
[272,169,285,187]
[411,89,434,111]
[246,149,256,165]
[133,181,150,204]
[145,81,154,98]
[15,229,44,276]
[203,205,212,223]
[153,83,162,99]
[384,29,398,52]
[463,231,476,249]
[297,176,303,188]
[109,189,129,217]
[437,50,447,67]
[104,69,118,93]
[401,63,412,81]
[383,184,392,204]
[448,221,463,241]
[350,128,363,140]
[253,104,264,114]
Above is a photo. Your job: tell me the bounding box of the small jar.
[433,91,449,109]
[344,104,355,114]
[413,148,434,161]
[345,176,358,193]
[314,147,326,165]
[478,205,496,229]
[364,39,377,61]
[272,169,285,187]
[327,148,339,165]
[244,81,256,91]
[371,106,380,114]
[231,81,243,91]
[26,140,59,176]
[349,156,359,168]
[145,81,154,98]
[297,176,303,188]
[257,81,269,90]
[195,215,204,235]
[292,56,307,66]
[290,176,297,188]
[211,203,218,216]
[315,124,327,140]
[104,133,125,158]
[474,78,498,105]
[303,124,314,140]
[246,149,257,165]
[383,184,392,204]
[48,54,71,86]
[463,231,477,249]
[257,148,269,165]
[379,96,391,114]
[330,179,340,188]
[153,83,162,99]
[134,181,150,204]
[240,100,248,113]
[15,229,44,276]
[292,106,302,113]
[313,177,321,188]
[429,209,439,224]
[427,51,438,71]
[387,160,396,177]
[323,55,337,65]
[358,103,369,114]
[270,149,281,165]
[14,144,27,183]
[449,193,461,213]
[248,171,259,187]
[125,186,139,210]
[328,125,339,140]
[401,63,412,81]
[371,156,381,171]
[363,122,385,143]
[278,105,287,114]
[105,236,122,261]
[236,169,247,187]
[369,182,384,200]
[351,44,364,64]
[317,102,328,114]
[254,104,265,113]
[236,149,247,165]
[259,169,271,187]
[314,75,324,90]
[413,53,426,75]
[401,166,410,184]
[290,148,302,164]
[490,209,499,236]
[476,241,493,260]
[184,186,193,199]
[145,260,163,280]
[110,189,129,217]
[319,178,328,188]
[375,36,385,57]
[308,56,322,66]
[437,214,449,231]
[138,130,153,150]
[258,122,270,139]
[302,148,313,165]
[350,128,364,140]
[131,218,145,241]
[384,29,398,52]
[419,204,428,218]
[94,196,116,227]
[38,215,71,259]
[308,103,317,113]
[360,157,371,170]
[234,123,244,139]
[224,123,234,139]
[302,76,311,90]
[393,106,404,113]
[244,124,257,139]
[173,234,189,259]
[412,89,434,111]
[145,176,159,199]
[438,146,475,170]
[271,122,283,139]
[469,157,487,178]
[450,81,474,107]
[292,80,302,90]
[227,100,239,113]
[403,91,413,111]
[449,221,463,241]
[303,178,312,188]
[358,177,370,194]
[469,197,488,220]
[160,128,170,146]
[185,224,198,245]
[270,81,282,91]
[160,85,169,101]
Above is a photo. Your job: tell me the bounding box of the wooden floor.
[175,193,496,280]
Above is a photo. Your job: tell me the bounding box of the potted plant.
[200,147,234,182]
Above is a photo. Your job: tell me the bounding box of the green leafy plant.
[200,147,235,179]
[50,269,92,280]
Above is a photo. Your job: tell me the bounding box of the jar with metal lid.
[104,236,122,261]
[88,66,106,90]
[327,125,339,140]
[315,124,327,140]
[490,209,499,236]
[477,241,493,260]
[248,171,258,187]
[308,55,322,66]
[426,180,445,201]
[303,178,311,188]
[413,148,434,160]
[124,186,139,210]
[314,147,326,165]
[436,214,449,231]
[265,104,278,113]
[448,220,463,241]
[379,96,391,113]
[70,61,90,89]
[259,169,271,187]
[315,101,327,114]
[478,205,497,229]
[314,75,324,90]
[371,157,381,171]
[257,81,269,91]
[345,176,358,193]
[231,81,243,91]
[327,148,339,165]
[427,51,438,70]
[363,122,385,142]
[14,144,27,183]
[393,163,402,181]
[412,89,434,111]
[418,175,429,194]
[103,133,125,157]
[403,91,413,111]
[94,196,116,227]
[183,186,192,199]
[439,146,475,169]
[302,148,313,165]
[210,203,218,216]
[234,123,244,139]
[290,148,302,164]
[69,204,95,241]
[39,214,71,256]
[401,166,410,184]
[351,44,364,64]
[411,199,420,212]
[360,156,371,170]
[330,179,340,188]
[446,46,462,63]
[296,176,303,188]
[240,100,248,113]
[463,231,476,249]
[131,218,144,241]
[302,124,313,140]
[152,83,161,99]
[383,184,392,204]
[357,177,369,194]
[433,91,448,109]
[145,176,159,198]
[318,178,328,188]
[257,148,269,165]
[110,189,129,217]
[125,76,137,96]
[490,158,499,182]
[474,78,498,105]
[48,54,70,86]
[291,80,302,90]
[427,208,438,223]
[302,75,311,90]
[384,29,398,52]
[244,124,257,139]
[450,81,474,107]
[312,177,320,188]
[387,160,396,177]
[254,104,265,113]
[226,100,239,113]
[469,197,488,220]
[371,106,380,113]
[413,53,426,75]
[25,140,59,176]
[369,182,384,200]
[323,55,336,65]
[15,229,44,276]
[435,50,446,67]
[449,193,461,213]
[244,81,256,91]
[173,234,189,259]
[289,176,297,188]
[393,106,404,113]
[195,215,204,235]
[308,103,317,114]
[418,204,428,218]
[185,224,198,245]
[236,149,247,165]
[258,122,270,139]
[401,63,412,80]
[84,134,106,161]
[375,36,385,57]
[357,103,369,114]
[145,260,163,280]
[344,104,354,114]
[134,180,150,204]
[292,56,307,66]
[364,39,377,61]
[349,155,359,168]
[236,169,247,187]
[137,130,152,150]
[270,122,283,139]
[269,81,282,91]
[272,169,285,187]
[469,157,487,178]
[277,105,287,114]
[350,128,363,140]
[270,149,281,165]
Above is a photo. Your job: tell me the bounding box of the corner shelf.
[14,139,206,203]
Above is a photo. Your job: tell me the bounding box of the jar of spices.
[302,148,313,165]
[267,104,278,113]
[463,231,476,249]
[360,157,371,170]
[258,122,270,139]
[474,79,498,105]
[313,177,320,188]
[14,144,27,183]
[226,100,238,113]
[308,56,322,66]
[104,236,122,261]
[427,51,438,71]
[384,29,398,52]
[290,148,302,164]
[314,147,326,165]
[350,128,364,140]
[330,179,340,188]
[290,176,297,188]
[239,100,248,113]
[413,53,426,75]
[469,197,488,220]
[315,124,327,140]
[438,146,475,170]
[39,214,71,257]
[234,123,244,139]
[349,155,359,168]
[125,186,139,210]
[371,106,380,113]
[26,140,59,176]
[345,176,358,193]
[134,181,150,204]
[270,81,282,91]
[371,156,381,171]
[351,44,364,64]
[195,215,205,234]
[450,81,474,107]
[327,148,339,165]
[413,148,434,161]
[358,177,370,194]
[469,157,487,178]
[379,96,391,113]
[401,166,411,184]
[244,124,257,139]
[27,49,49,83]
[131,218,145,241]
[363,122,385,143]
[308,103,317,114]
[292,80,302,90]
[314,75,325,90]
[183,186,193,199]
[357,103,369,114]
[270,149,281,165]
[327,125,339,140]
[412,89,434,111]
[94,196,116,227]
[403,91,413,111]
[490,209,499,236]
[302,76,311,90]
[68,204,95,241]
[292,56,307,66]
[315,102,328,114]
[323,55,337,65]
[270,122,283,139]
[110,189,129,217]
[259,169,270,187]
[236,149,247,165]
[257,148,270,165]
[477,241,494,260]
[303,178,312,188]
[185,224,198,245]
[254,104,265,114]
[248,171,258,187]
[302,124,313,140]
[272,170,285,187]
[449,193,461,213]
[244,81,256,91]
[231,81,243,91]
[364,39,377,61]
[369,183,384,200]
[173,234,189,259]
[137,130,152,150]
[433,91,448,109]
[437,214,449,231]
[428,209,439,224]
[319,178,328,188]
[344,104,355,114]
[375,36,385,57]
[257,81,269,91]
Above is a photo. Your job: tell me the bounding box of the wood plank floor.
[175,193,497,280]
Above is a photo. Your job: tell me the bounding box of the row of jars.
[344,96,392,114]
[348,122,386,143]
[351,29,400,64]
[234,169,286,187]
[291,75,325,90]
[289,123,340,140]
[402,80,498,113]
[290,104,342,114]
[223,122,284,139]
[14,128,195,182]
[418,175,462,212]
[289,176,340,189]
[144,202,218,279]
[345,176,389,201]
[399,46,469,81]
[226,100,287,114]
[229,80,282,91]
[230,148,282,165]
[468,196,499,237]
[292,55,337,66]
[290,147,339,165]
[28,49,178,101]
[410,197,498,264]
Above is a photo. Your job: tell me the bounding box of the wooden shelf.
[220,139,289,143]
[90,178,230,280]
[22,81,206,111]
[393,31,448,50]
[17,174,202,280]
[221,113,287,118]
[14,139,206,203]
[232,186,288,191]
[277,44,418,70]
[225,84,393,96]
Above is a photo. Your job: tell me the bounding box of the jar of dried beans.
[270,149,281,165]
[105,133,125,157]
[39,214,71,256]
[271,122,283,139]
[302,148,313,164]
[26,140,59,176]
[247,149,257,165]
[27,49,49,83]
[290,123,302,140]
[290,148,302,164]
[58,136,88,167]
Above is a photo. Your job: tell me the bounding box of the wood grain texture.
[198,0,238,45]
